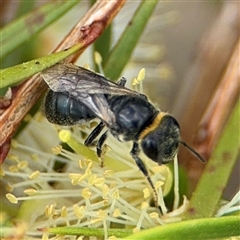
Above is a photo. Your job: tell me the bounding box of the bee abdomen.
[44,90,95,126]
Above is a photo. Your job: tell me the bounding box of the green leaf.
[93,24,112,69]
[184,99,240,219]
[104,0,158,80]
[0,44,82,88]
[46,226,132,238]
[0,0,81,58]
[124,216,240,240]
[15,0,36,18]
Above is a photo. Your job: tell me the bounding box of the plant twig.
[194,39,240,158]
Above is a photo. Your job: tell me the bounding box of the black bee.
[42,63,205,211]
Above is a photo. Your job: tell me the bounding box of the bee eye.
[141,137,158,162]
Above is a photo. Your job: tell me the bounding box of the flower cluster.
[1,112,185,239]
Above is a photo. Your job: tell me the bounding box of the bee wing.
[41,63,139,126]
[73,93,116,126]
[42,63,139,95]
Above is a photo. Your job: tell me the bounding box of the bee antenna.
[179,140,206,163]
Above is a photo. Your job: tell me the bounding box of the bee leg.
[117,77,127,86]
[84,122,109,167]
[84,121,105,147]
[130,141,162,215]
[96,131,108,167]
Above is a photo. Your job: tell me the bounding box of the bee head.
[140,114,180,165]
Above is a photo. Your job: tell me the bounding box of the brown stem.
[194,39,240,159]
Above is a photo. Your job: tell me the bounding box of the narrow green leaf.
[104,0,158,80]
[0,0,81,58]
[46,226,132,238]
[124,216,240,240]
[0,44,82,88]
[93,25,112,67]
[184,100,240,219]
[15,0,36,18]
